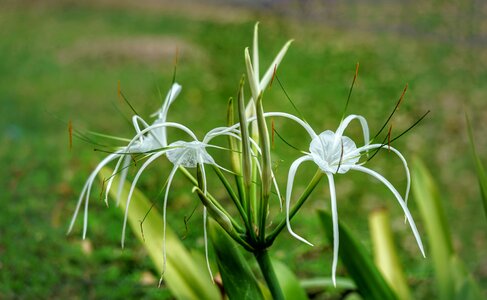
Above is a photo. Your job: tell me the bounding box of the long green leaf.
[412,158,483,300]
[412,158,453,299]
[99,167,220,300]
[208,219,264,300]
[466,114,487,219]
[369,209,412,300]
[318,210,397,300]
[272,259,309,300]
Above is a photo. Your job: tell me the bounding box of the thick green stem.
[255,249,284,300]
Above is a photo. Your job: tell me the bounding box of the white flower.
[122,122,243,282]
[283,114,425,286]
[68,83,182,239]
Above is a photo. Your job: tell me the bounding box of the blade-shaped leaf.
[412,158,483,300]
[99,167,220,300]
[412,158,453,300]
[318,210,397,300]
[272,258,309,300]
[208,219,264,300]
[466,114,487,219]
[369,209,412,300]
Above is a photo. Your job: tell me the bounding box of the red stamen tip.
[270,64,277,88]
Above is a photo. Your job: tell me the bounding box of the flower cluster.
[69,23,424,287]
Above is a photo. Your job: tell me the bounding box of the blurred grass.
[1,0,486,298]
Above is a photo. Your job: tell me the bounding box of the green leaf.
[99,167,220,300]
[208,219,264,300]
[466,113,487,219]
[272,259,309,300]
[412,158,483,300]
[412,158,454,300]
[318,210,397,300]
[369,209,412,300]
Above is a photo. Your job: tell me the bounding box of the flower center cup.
[309,130,360,174]
[166,141,215,168]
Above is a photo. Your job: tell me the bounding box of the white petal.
[285,156,314,246]
[326,173,339,287]
[81,152,121,238]
[116,156,131,206]
[121,151,166,248]
[161,165,179,280]
[203,207,214,282]
[335,115,369,148]
[350,165,425,257]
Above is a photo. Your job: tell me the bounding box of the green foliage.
[466,114,487,220]
[208,219,264,300]
[318,210,397,300]
[99,168,220,300]
[412,158,483,300]
[272,259,309,300]
[369,209,411,300]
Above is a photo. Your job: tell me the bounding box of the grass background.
[1,0,486,298]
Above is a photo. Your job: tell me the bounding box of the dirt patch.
[58,36,206,66]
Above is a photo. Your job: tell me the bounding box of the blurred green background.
[1,0,486,298]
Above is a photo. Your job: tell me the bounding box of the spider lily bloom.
[284,114,425,286]
[67,83,182,239]
[106,83,182,205]
[121,122,243,281]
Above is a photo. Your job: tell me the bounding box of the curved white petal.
[121,151,166,247]
[285,156,314,246]
[351,144,411,210]
[105,155,125,205]
[350,165,425,257]
[161,165,179,281]
[125,122,198,153]
[334,114,369,148]
[116,156,131,206]
[79,152,121,238]
[326,173,339,287]
[203,207,213,282]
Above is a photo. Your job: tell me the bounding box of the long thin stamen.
[372,84,408,141]
[341,62,359,121]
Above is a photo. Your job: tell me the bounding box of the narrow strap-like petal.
[326,173,339,287]
[121,151,166,248]
[350,165,425,257]
[351,144,411,213]
[334,114,369,148]
[160,165,179,284]
[285,156,314,246]
[80,152,121,238]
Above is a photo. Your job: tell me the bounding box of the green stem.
[266,169,324,245]
[255,249,284,300]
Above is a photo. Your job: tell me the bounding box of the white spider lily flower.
[282,114,425,286]
[108,83,182,204]
[67,83,182,239]
[119,121,242,282]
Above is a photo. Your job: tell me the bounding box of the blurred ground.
[1,0,486,298]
